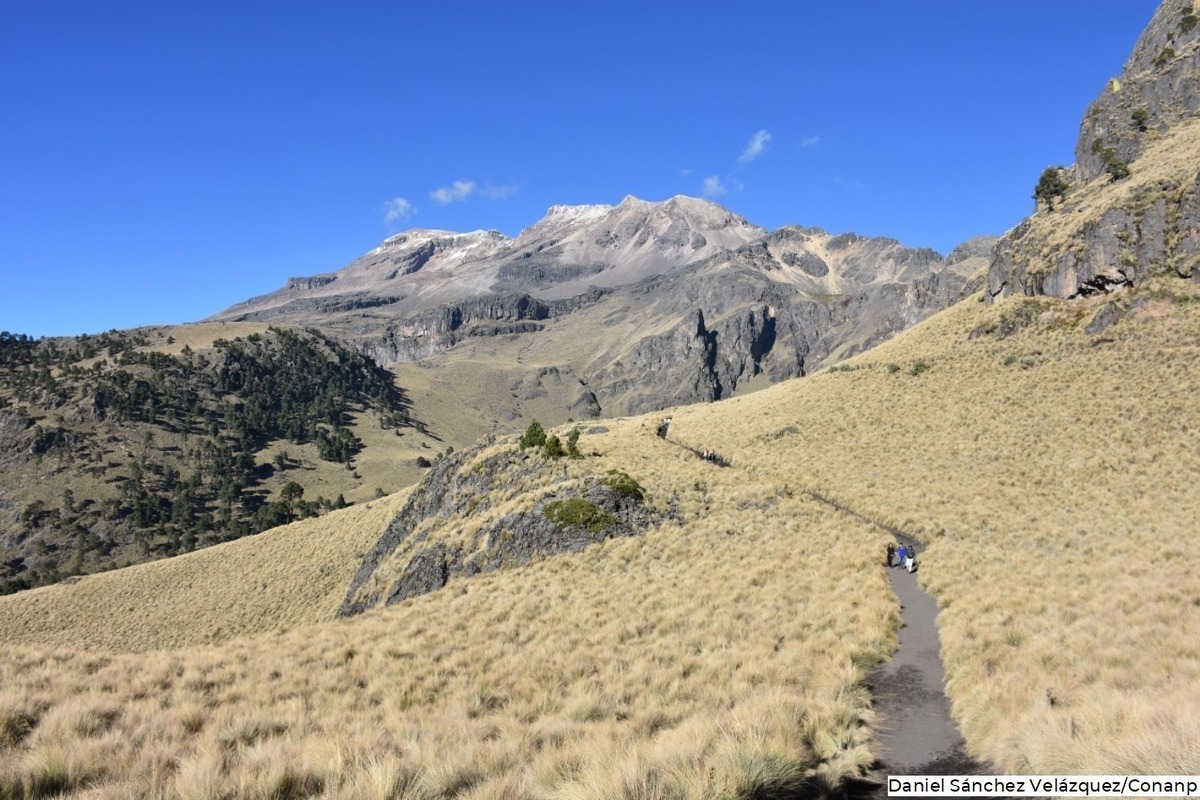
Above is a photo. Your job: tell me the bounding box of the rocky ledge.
[338,437,660,616]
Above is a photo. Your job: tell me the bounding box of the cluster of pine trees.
[0,327,412,594]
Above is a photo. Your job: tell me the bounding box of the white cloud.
[738,129,772,163]
[430,180,477,204]
[680,167,695,177]
[482,182,519,200]
[384,197,415,223]
[801,135,821,148]
[702,175,727,197]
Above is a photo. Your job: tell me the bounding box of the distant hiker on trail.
[896,543,907,569]
[886,542,896,568]
[657,417,671,439]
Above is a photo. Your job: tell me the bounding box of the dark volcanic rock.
[338,441,658,616]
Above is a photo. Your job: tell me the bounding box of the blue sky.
[1,1,1161,337]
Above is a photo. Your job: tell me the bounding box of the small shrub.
[543,499,618,532]
[602,470,644,501]
[886,363,901,374]
[566,427,582,459]
[541,435,565,459]
[1180,7,1198,33]
[1104,151,1130,182]
[1153,46,1176,69]
[910,360,930,376]
[415,456,432,468]
[1131,106,1149,132]
[519,421,546,450]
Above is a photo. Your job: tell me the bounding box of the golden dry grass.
[664,277,1200,774]
[0,429,896,797]
[0,490,409,653]
[4,277,1199,793]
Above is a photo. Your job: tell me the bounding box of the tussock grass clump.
[601,469,644,501]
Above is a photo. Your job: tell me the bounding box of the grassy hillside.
[0,489,409,653]
[664,276,1200,774]
[0,324,423,593]
[1,278,1198,795]
[0,424,894,798]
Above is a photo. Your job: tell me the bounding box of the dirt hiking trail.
[801,492,1011,799]
[657,433,1005,796]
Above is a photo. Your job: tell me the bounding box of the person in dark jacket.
[886,542,896,568]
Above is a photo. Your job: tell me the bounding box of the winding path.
[802,493,984,771]
[800,491,1005,798]
[869,559,984,775]
[657,432,1000,794]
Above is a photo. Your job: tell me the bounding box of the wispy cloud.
[738,129,772,163]
[430,179,518,203]
[384,197,415,223]
[430,180,477,205]
[482,182,519,200]
[801,135,821,148]
[680,167,695,177]
[702,175,727,197]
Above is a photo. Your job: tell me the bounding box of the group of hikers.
[886,541,918,573]
[656,417,730,466]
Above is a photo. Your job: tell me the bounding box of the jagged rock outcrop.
[339,439,656,616]
[359,289,612,364]
[1075,0,1200,182]
[988,0,1200,302]
[583,227,989,413]
[286,275,336,291]
[0,412,35,470]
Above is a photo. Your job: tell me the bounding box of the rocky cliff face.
[578,227,990,414]
[987,0,1200,301]
[1075,0,1200,182]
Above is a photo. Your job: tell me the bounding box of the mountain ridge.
[211,195,992,419]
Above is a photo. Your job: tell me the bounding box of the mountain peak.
[542,203,613,221]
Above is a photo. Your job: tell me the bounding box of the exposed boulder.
[338,439,658,616]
